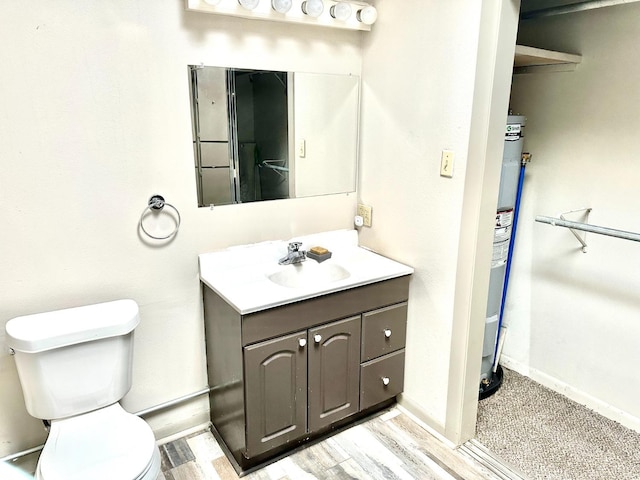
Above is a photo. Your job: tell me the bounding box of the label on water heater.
[505,124,522,141]
[493,208,513,237]
[492,209,514,267]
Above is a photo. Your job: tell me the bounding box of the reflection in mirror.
[189,66,359,207]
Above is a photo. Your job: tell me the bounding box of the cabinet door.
[244,331,307,458]
[308,316,361,432]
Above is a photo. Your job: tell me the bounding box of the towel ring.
[140,195,181,240]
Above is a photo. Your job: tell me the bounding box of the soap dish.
[307,246,332,263]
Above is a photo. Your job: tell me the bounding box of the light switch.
[440,150,454,178]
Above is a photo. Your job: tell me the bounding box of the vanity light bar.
[185,0,377,31]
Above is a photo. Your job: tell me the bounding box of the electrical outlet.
[440,150,454,178]
[357,204,372,227]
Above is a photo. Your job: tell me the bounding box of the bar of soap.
[307,246,332,262]
[309,246,328,255]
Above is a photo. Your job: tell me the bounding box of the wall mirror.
[188,65,360,207]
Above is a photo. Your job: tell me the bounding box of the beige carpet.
[476,367,640,480]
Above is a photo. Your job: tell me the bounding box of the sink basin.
[268,262,350,289]
[199,229,414,313]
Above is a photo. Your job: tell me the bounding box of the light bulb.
[272,0,292,13]
[203,0,222,5]
[238,0,260,10]
[356,5,377,25]
[302,0,324,18]
[330,2,352,21]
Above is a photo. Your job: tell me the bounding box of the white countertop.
[198,230,414,314]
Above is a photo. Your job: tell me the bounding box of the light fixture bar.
[185,0,374,31]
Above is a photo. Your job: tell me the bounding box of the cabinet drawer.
[361,302,407,362]
[360,350,405,411]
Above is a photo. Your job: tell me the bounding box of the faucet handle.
[288,241,303,252]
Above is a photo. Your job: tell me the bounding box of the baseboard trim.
[156,421,212,446]
[397,394,449,441]
[500,355,640,434]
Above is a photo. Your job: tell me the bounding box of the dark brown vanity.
[202,274,410,473]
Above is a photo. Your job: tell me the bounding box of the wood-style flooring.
[158,407,502,480]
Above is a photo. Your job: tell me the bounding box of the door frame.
[445,0,522,445]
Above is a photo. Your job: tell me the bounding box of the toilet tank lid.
[5,299,140,353]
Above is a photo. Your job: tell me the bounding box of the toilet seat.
[36,403,160,480]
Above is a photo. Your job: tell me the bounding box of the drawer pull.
[314,334,322,344]
[299,338,307,348]
[382,376,390,386]
[384,329,392,338]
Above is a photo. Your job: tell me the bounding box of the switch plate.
[357,204,372,227]
[440,150,454,178]
[298,139,306,158]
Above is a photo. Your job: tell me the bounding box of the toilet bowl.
[5,299,160,480]
[35,404,161,480]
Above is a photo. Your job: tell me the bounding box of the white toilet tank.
[5,299,140,420]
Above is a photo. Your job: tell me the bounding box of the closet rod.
[535,216,640,243]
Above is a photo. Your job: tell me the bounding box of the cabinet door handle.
[299,338,307,348]
[384,329,392,338]
[314,334,322,344]
[382,376,390,386]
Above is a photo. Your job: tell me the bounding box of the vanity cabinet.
[203,275,410,472]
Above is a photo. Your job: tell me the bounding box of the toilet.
[5,299,161,480]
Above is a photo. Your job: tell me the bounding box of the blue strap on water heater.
[492,161,526,369]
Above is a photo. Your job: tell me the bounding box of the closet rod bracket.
[559,207,592,253]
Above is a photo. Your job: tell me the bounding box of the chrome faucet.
[279,241,306,265]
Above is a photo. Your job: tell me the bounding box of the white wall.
[0,0,361,456]
[505,2,640,430]
[358,0,519,440]
[359,0,478,428]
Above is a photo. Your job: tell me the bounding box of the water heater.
[480,115,526,398]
